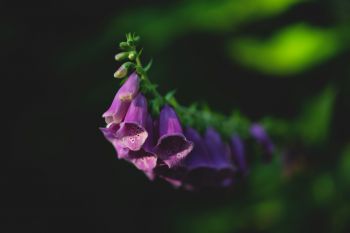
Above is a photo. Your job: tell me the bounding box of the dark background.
[3,0,350,232]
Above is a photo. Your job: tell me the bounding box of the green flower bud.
[119,42,130,50]
[113,62,135,79]
[123,61,135,69]
[128,52,136,60]
[114,65,128,79]
[115,52,129,61]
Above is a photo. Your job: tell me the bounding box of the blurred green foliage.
[339,145,350,185]
[229,24,341,75]
[110,0,302,43]
[296,86,336,145]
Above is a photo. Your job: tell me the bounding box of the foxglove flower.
[183,127,212,170]
[198,128,235,187]
[100,123,129,159]
[181,127,218,188]
[115,93,148,151]
[127,114,157,179]
[102,72,140,124]
[250,123,274,162]
[156,127,237,189]
[154,105,193,168]
[230,135,248,176]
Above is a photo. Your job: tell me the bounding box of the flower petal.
[100,123,129,159]
[102,73,140,124]
[115,94,148,151]
[155,106,193,168]
[230,135,248,176]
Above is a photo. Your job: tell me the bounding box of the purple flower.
[156,127,237,189]
[204,128,234,171]
[181,127,218,188]
[250,123,274,162]
[127,114,157,179]
[154,105,193,168]
[100,123,129,159]
[186,127,235,187]
[115,93,148,151]
[230,135,248,176]
[183,127,213,170]
[102,72,140,124]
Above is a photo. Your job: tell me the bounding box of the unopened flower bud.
[115,52,129,61]
[114,65,127,79]
[119,42,130,50]
[128,52,136,60]
[114,62,135,79]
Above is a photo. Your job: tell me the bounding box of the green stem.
[135,54,164,102]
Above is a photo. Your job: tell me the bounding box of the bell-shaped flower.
[102,72,140,124]
[204,128,234,171]
[154,105,193,168]
[230,135,248,176]
[183,127,212,170]
[100,123,129,159]
[184,127,235,188]
[127,114,157,179]
[115,93,148,151]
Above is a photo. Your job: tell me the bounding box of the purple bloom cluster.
[100,73,194,182]
[100,73,274,189]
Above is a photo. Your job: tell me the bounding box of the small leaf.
[144,59,153,72]
[165,90,177,102]
[137,48,143,59]
[126,33,132,41]
[134,35,140,43]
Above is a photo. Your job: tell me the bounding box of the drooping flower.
[127,114,157,179]
[154,105,193,168]
[102,72,140,124]
[183,127,212,170]
[181,127,218,188]
[115,93,149,151]
[250,123,275,162]
[197,128,235,187]
[204,128,235,171]
[230,135,248,176]
[100,123,129,159]
[155,127,237,189]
